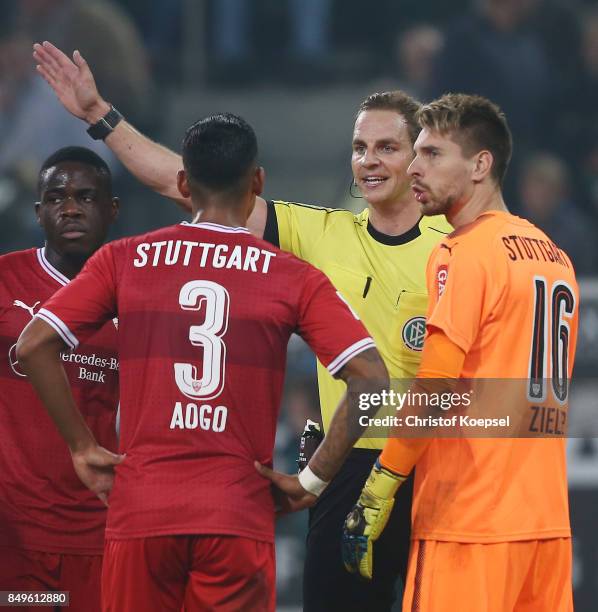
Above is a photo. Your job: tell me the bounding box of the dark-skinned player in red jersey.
[0,147,120,611]
[16,114,390,612]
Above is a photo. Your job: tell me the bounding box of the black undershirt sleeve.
[262,200,280,248]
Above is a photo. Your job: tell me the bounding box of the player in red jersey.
[16,114,389,612]
[0,147,120,610]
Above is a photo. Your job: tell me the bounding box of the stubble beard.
[421,193,454,217]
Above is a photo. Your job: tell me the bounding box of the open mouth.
[412,185,429,204]
[361,176,388,188]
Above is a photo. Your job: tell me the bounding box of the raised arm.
[33,42,189,209]
[32,41,268,235]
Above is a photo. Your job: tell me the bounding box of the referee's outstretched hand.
[254,462,317,517]
[32,41,109,125]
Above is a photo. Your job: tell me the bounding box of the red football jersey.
[0,248,118,554]
[41,222,374,543]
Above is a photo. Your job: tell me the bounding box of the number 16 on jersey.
[528,277,576,404]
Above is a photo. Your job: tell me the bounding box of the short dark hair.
[417,93,513,185]
[357,91,422,145]
[38,146,112,195]
[182,113,258,191]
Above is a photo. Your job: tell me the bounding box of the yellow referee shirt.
[267,200,451,450]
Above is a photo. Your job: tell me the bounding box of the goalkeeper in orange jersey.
[342,94,577,612]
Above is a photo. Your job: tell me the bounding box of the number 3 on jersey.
[528,277,576,404]
[174,280,230,400]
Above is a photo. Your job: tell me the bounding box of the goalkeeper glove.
[342,458,406,579]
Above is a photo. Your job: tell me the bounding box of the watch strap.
[86,106,123,140]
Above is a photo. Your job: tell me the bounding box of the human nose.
[60,195,82,216]
[361,147,380,167]
[407,156,420,177]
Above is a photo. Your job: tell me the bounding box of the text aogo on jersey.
[169,401,228,432]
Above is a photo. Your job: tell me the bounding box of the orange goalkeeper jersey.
[413,211,579,543]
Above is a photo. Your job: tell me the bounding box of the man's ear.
[472,150,493,183]
[253,167,265,196]
[35,201,42,227]
[177,169,191,198]
[110,197,120,221]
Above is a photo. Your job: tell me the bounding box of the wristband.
[298,465,329,497]
[87,105,123,140]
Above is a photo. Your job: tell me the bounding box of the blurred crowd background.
[1,0,597,609]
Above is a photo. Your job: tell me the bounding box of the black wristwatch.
[86,105,123,140]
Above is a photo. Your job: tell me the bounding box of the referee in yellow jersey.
[34,42,450,611]
[263,95,450,612]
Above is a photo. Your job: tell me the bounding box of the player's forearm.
[309,353,389,482]
[84,99,191,211]
[379,437,431,476]
[16,332,96,453]
[308,394,354,482]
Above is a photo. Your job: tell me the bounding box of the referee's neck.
[367,199,421,236]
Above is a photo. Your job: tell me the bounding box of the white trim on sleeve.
[37,248,70,286]
[35,308,79,350]
[327,337,376,375]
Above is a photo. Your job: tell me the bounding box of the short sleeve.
[36,244,118,349]
[296,265,376,376]
[425,243,490,354]
[273,201,335,263]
